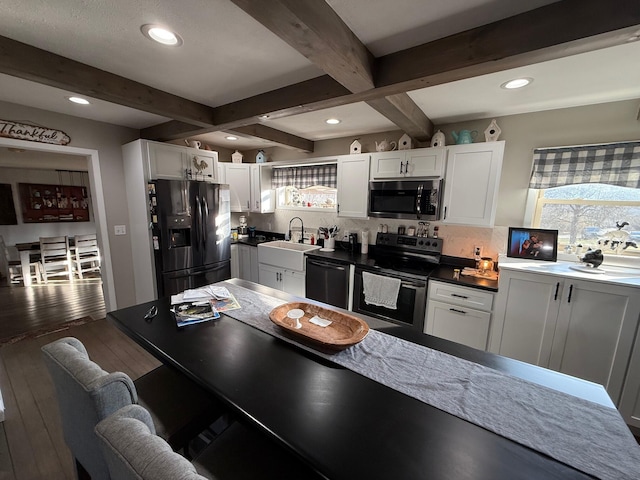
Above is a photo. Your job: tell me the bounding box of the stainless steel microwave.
[368,179,442,220]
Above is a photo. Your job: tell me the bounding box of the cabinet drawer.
[425,300,491,350]
[428,280,493,312]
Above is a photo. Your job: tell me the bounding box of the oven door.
[353,267,427,331]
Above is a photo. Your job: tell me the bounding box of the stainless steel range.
[353,232,442,331]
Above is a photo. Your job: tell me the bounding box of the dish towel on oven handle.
[362,271,401,309]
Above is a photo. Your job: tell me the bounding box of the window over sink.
[272,163,337,211]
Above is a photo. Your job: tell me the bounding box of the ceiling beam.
[230,0,433,141]
[145,0,640,140]
[0,35,216,127]
[230,124,314,152]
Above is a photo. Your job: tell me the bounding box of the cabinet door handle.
[443,206,447,220]
[399,161,404,175]
[247,200,250,209]
[554,282,560,300]
[567,284,573,303]
[451,293,468,299]
[450,308,466,314]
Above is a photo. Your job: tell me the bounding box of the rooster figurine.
[193,156,209,173]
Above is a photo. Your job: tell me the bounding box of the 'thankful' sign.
[0,119,71,145]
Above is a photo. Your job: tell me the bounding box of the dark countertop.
[306,246,499,292]
[108,278,610,480]
[231,230,285,247]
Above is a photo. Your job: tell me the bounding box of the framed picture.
[507,227,558,262]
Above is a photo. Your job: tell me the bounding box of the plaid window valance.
[272,163,337,189]
[529,142,640,189]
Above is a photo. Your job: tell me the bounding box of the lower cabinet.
[258,263,305,297]
[425,281,494,350]
[490,268,640,405]
[238,244,258,283]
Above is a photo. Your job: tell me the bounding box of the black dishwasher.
[305,257,350,309]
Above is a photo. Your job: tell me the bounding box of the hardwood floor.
[0,276,106,343]
[0,276,159,480]
[0,319,161,480]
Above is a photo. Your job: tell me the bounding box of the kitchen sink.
[258,241,321,271]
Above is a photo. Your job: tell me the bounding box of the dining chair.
[96,404,322,480]
[72,233,101,279]
[0,235,41,284]
[39,236,73,283]
[41,337,226,480]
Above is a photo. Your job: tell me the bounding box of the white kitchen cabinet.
[442,141,504,227]
[223,163,251,212]
[250,164,275,213]
[370,147,445,179]
[230,244,239,278]
[425,281,494,350]
[258,263,305,297]
[147,141,218,183]
[237,244,259,283]
[619,330,640,429]
[490,268,640,404]
[186,148,218,183]
[337,154,370,218]
[148,142,186,180]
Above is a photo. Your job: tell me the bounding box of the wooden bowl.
[269,302,369,351]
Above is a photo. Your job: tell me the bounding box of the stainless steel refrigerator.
[151,179,231,297]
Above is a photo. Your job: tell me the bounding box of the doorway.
[0,137,116,312]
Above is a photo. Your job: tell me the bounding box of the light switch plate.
[114,225,127,236]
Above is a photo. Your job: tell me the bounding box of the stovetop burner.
[365,232,443,279]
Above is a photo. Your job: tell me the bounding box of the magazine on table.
[172,301,220,327]
[171,285,242,313]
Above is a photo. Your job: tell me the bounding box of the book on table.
[172,301,220,327]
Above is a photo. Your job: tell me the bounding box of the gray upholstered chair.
[42,337,224,480]
[96,404,322,480]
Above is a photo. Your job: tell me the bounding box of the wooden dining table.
[107,278,630,480]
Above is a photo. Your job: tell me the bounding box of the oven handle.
[356,269,426,290]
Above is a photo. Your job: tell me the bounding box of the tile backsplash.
[233,210,509,262]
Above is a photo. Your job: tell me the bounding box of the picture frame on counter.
[507,227,558,262]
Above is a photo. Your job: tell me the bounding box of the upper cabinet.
[370,147,445,179]
[250,164,275,213]
[221,163,251,212]
[337,154,370,218]
[441,141,504,227]
[147,141,218,183]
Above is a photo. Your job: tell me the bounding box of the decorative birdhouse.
[484,119,502,142]
[349,139,362,154]
[231,150,243,163]
[398,133,412,150]
[256,150,266,163]
[430,130,445,147]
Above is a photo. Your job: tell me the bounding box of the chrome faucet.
[288,217,304,243]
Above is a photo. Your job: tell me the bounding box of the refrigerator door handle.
[195,194,202,250]
[202,196,209,247]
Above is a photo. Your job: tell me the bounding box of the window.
[272,163,337,210]
[529,142,640,256]
[532,184,640,256]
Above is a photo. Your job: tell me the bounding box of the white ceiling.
[0,0,638,151]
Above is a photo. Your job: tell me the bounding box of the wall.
[0,160,96,242]
[0,101,139,307]
[230,99,640,262]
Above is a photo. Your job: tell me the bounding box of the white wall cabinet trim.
[337,154,370,218]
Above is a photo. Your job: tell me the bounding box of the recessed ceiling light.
[325,118,341,125]
[226,136,238,141]
[501,78,533,89]
[66,96,90,105]
[141,24,183,47]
